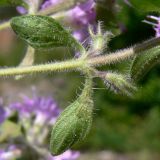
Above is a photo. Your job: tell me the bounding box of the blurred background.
[0,0,160,160]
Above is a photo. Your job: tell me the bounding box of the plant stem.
[0,21,10,31]
[88,48,134,66]
[39,0,86,15]
[15,46,35,79]
[0,48,134,77]
[0,37,160,77]
[133,37,160,53]
[88,37,160,66]
[0,59,85,77]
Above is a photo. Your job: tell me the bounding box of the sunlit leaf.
[0,120,21,142]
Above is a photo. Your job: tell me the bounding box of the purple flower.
[16,6,27,14]
[47,150,80,160]
[144,15,160,37]
[10,95,60,125]
[8,93,80,160]
[41,0,60,10]
[16,0,96,42]
[0,145,21,160]
[1,93,80,160]
[0,99,10,124]
[0,106,6,124]
[68,0,96,42]
[68,0,96,27]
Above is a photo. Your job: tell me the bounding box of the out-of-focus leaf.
[0,0,27,7]
[0,120,21,142]
[130,46,160,82]
[129,0,160,12]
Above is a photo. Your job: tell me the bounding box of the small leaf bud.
[103,72,136,96]
[88,22,113,55]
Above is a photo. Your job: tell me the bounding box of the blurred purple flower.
[0,145,21,160]
[16,0,96,42]
[47,150,80,160]
[144,15,160,37]
[41,0,60,10]
[10,95,60,124]
[68,0,96,26]
[8,93,80,160]
[69,0,96,41]
[0,99,10,124]
[0,106,6,124]
[16,6,27,14]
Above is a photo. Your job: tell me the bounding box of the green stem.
[0,59,85,77]
[15,46,35,79]
[0,48,132,77]
[0,21,10,31]
[38,0,86,15]
[88,48,134,66]
[0,37,160,77]
[133,37,160,53]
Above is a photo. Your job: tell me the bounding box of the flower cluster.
[0,94,80,160]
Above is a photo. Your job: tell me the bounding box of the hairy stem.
[0,37,160,77]
[15,46,35,79]
[133,37,160,53]
[0,59,85,77]
[88,48,134,66]
[0,48,135,77]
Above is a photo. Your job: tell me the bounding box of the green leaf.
[129,0,160,12]
[0,0,27,7]
[130,46,160,82]
[50,78,93,155]
[104,72,136,96]
[0,120,21,142]
[11,15,84,51]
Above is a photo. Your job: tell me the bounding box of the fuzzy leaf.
[0,0,27,7]
[104,72,136,96]
[50,78,93,155]
[11,15,83,51]
[130,46,160,82]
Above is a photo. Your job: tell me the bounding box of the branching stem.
[0,37,159,78]
[0,48,139,77]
